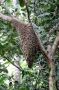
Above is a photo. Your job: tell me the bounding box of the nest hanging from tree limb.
[12,20,40,68]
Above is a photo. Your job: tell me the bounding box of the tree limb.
[52,34,59,56]
[0,13,12,21]
[49,23,59,35]
[24,0,31,23]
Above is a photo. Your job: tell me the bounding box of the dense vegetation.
[0,0,59,90]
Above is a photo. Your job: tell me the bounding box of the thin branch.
[33,29,52,65]
[3,56,22,71]
[24,0,31,23]
[49,23,59,35]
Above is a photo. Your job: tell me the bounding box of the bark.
[49,61,57,90]
[47,45,57,90]
[47,33,59,90]
[49,23,59,35]
[52,34,59,56]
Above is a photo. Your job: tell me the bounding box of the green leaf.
[19,0,25,7]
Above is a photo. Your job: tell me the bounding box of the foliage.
[0,0,59,90]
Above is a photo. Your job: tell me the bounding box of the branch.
[49,23,59,35]
[0,13,12,21]
[0,13,23,24]
[24,0,31,23]
[0,13,26,27]
[37,36,52,65]
[52,35,59,56]
[3,56,22,71]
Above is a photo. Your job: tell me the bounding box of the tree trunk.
[49,62,57,90]
[47,45,57,90]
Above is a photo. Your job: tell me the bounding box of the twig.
[3,56,22,71]
[24,0,31,23]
